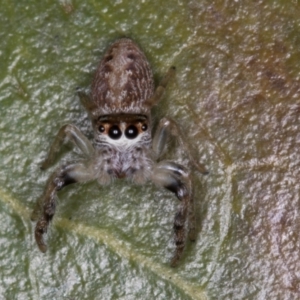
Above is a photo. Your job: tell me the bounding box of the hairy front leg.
[41,124,94,170]
[152,161,195,267]
[31,161,96,252]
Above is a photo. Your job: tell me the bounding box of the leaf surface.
[0,1,300,299]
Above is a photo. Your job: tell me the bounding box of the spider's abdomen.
[91,38,154,115]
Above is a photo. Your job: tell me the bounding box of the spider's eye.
[125,125,138,139]
[108,125,122,139]
[99,125,105,133]
[141,124,148,131]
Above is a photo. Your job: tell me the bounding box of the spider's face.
[93,113,151,150]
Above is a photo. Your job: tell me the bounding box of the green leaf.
[1,1,300,299]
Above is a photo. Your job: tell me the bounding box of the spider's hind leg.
[145,66,176,108]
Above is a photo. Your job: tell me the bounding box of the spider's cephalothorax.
[31,38,208,267]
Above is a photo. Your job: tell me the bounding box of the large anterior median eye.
[108,125,122,139]
[125,125,138,139]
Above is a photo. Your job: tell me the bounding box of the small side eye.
[105,54,113,62]
[141,124,148,131]
[125,125,138,139]
[99,125,105,133]
[127,53,135,60]
[108,125,122,139]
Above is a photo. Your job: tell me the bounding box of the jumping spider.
[31,38,208,267]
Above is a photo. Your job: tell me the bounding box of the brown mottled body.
[91,39,154,115]
[31,38,208,267]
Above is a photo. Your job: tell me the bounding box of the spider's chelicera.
[31,38,208,267]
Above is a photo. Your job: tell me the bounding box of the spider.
[31,38,208,267]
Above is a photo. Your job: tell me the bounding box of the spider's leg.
[31,161,96,252]
[145,66,176,108]
[41,124,94,170]
[153,117,208,174]
[152,161,194,267]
